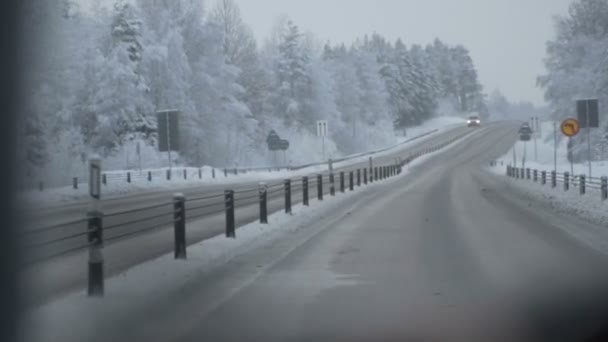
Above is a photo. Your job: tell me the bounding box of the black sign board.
[157,110,180,152]
[267,130,289,151]
[577,99,599,128]
[518,127,533,135]
[276,139,290,151]
[267,130,281,144]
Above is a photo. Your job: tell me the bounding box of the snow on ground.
[20,126,469,342]
[496,120,608,177]
[489,163,608,257]
[395,116,465,143]
[19,116,465,208]
[490,163,608,226]
[489,120,608,247]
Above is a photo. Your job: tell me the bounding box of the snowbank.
[19,117,465,208]
[490,120,608,250]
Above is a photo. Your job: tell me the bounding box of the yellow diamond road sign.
[561,118,580,137]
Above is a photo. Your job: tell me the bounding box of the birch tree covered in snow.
[19,0,486,187]
[539,0,608,161]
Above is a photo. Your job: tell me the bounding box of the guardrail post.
[73,177,78,189]
[198,168,202,179]
[127,172,131,183]
[551,171,556,188]
[602,177,608,200]
[349,171,354,191]
[533,170,538,182]
[340,172,345,193]
[506,166,510,177]
[526,168,531,180]
[541,171,546,185]
[374,167,378,181]
[87,211,104,297]
[579,175,586,195]
[259,183,268,224]
[233,168,238,176]
[225,190,235,238]
[148,171,152,182]
[330,173,335,196]
[212,168,216,179]
[166,169,171,180]
[363,168,368,185]
[284,179,292,214]
[357,169,361,187]
[564,172,570,191]
[303,176,309,206]
[514,168,518,179]
[183,169,187,180]
[521,168,525,180]
[317,174,323,201]
[173,193,186,259]
[102,174,107,185]
[224,168,228,177]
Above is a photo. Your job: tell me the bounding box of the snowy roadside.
[20,123,472,342]
[491,120,608,227]
[489,164,608,225]
[19,116,466,208]
[487,163,608,261]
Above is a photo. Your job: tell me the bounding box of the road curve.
[92,122,608,341]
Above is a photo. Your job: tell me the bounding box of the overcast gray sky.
[232,0,573,105]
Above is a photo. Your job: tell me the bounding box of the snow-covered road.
[20,124,474,307]
[22,122,608,341]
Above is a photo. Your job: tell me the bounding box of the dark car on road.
[467,115,481,127]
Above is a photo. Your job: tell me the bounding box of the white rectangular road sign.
[316,120,329,137]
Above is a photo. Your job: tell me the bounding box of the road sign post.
[157,110,180,171]
[561,118,581,179]
[317,120,328,160]
[577,99,599,177]
[267,130,290,165]
[136,141,142,174]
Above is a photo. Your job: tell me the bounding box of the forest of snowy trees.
[538,0,608,160]
[19,0,485,185]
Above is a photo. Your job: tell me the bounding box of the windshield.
[13,0,608,341]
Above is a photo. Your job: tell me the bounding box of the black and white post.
[88,156,104,297]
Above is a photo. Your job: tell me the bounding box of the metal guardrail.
[497,163,608,200]
[20,129,441,191]
[20,128,471,297]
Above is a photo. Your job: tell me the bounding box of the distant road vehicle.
[467,115,481,127]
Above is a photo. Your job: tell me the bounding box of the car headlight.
[476,120,480,124]
[467,120,471,124]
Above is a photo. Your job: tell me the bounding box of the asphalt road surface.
[165,123,608,341]
[27,122,608,341]
[20,125,474,306]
